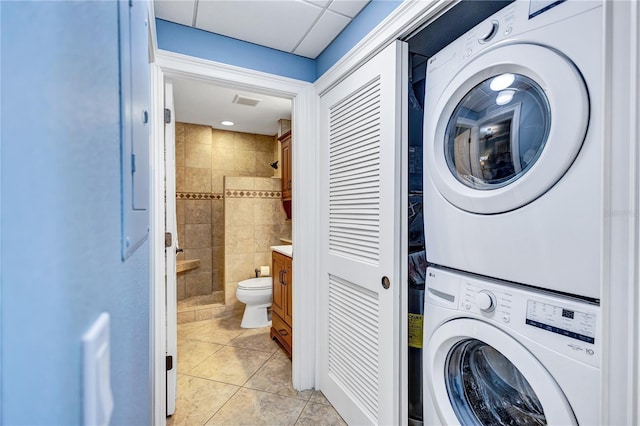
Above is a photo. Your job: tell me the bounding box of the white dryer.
[423,0,603,300]
[423,266,600,425]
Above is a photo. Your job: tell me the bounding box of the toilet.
[236,276,272,328]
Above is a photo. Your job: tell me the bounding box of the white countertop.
[271,245,292,258]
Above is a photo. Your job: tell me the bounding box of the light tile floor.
[167,312,346,426]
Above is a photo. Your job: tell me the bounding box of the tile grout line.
[200,385,243,426]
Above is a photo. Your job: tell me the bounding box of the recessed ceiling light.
[221,120,234,126]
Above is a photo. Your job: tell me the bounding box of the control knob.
[475,290,496,313]
[478,20,499,43]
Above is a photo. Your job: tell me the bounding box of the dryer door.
[425,43,588,214]
[425,318,577,425]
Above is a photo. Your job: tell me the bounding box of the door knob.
[381,276,390,289]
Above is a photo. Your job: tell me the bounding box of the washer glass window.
[444,73,550,190]
[445,338,546,425]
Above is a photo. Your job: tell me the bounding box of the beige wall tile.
[212,269,224,292]
[225,198,255,226]
[225,253,254,283]
[175,122,186,142]
[254,199,286,226]
[184,200,211,224]
[184,167,211,193]
[211,170,228,194]
[255,151,277,176]
[212,128,234,149]
[186,272,212,297]
[212,223,225,247]
[224,176,255,191]
[211,146,235,172]
[176,199,186,225]
[175,140,185,167]
[224,281,240,308]
[184,248,212,273]
[254,225,281,253]
[212,246,225,271]
[233,150,256,173]
[177,274,186,301]
[226,225,255,255]
[185,224,212,248]
[211,199,224,224]
[234,132,257,152]
[254,252,272,272]
[280,222,292,240]
[185,143,212,169]
[255,134,276,153]
[254,177,281,192]
[185,123,212,145]
[176,167,186,192]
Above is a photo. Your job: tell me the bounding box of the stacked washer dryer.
[422,1,603,424]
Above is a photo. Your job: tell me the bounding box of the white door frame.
[149,49,318,424]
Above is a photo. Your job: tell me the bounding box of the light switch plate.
[82,313,113,426]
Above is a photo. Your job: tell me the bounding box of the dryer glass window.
[445,339,546,425]
[444,74,550,190]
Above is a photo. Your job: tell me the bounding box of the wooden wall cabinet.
[271,250,292,357]
[279,130,292,201]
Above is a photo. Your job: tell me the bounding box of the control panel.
[426,266,600,367]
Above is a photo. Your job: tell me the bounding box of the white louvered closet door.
[319,40,407,426]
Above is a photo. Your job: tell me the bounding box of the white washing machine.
[423,266,600,425]
[423,0,603,300]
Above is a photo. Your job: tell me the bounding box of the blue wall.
[155,0,402,81]
[1,2,150,424]
[156,19,317,82]
[316,0,402,77]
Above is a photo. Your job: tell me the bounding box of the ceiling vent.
[232,95,261,107]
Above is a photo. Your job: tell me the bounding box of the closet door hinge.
[164,108,172,124]
[166,355,173,371]
[165,232,172,248]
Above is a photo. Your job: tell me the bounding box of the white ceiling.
[158,1,370,135]
[171,77,292,135]
[154,0,370,59]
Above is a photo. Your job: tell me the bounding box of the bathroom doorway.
[166,75,292,416]
[151,52,319,423]
[169,76,292,321]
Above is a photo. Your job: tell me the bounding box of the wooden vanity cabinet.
[271,250,292,357]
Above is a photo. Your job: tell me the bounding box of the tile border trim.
[177,192,224,200]
[225,189,282,199]
[177,190,283,199]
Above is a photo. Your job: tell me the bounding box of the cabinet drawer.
[271,313,292,357]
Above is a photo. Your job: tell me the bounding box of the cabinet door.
[284,256,293,326]
[272,253,286,319]
[281,135,292,200]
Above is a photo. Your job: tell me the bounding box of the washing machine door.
[425,44,588,214]
[425,318,576,425]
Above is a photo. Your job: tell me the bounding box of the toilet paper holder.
[254,266,270,277]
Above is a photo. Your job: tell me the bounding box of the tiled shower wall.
[224,176,291,309]
[175,122,287,301]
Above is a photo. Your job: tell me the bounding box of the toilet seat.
[238,276,271,290]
